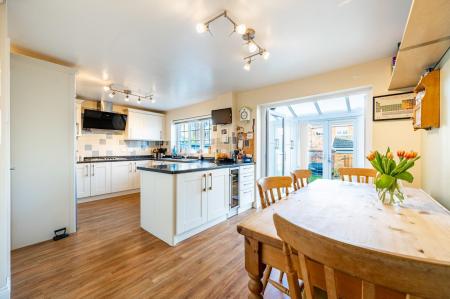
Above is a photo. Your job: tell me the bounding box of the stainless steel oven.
[228,167,240,217]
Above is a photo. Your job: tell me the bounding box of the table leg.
[245,237,264,299]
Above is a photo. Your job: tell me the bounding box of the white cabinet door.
[148,114,164,141]
[206,169,229,221]
[90,163,112,196]
[76,164,91,198]
[126,109,165,141]
[176,171,207,234]
[132,160,150,189]
[111,161,133,192]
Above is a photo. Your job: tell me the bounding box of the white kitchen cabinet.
[176,171,207,234]
[176,168,229,235]
[76,164,91,198]
[206,169,229,221]
[131,160,150,189]
[111,161,133,193]
[126,109,165,141]
[76,163,112,198]
[90,163,111,196]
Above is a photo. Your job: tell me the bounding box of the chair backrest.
[291,169,312,190]
[338,167,377,183]
[273,213,450,299]
[257,176,292,209]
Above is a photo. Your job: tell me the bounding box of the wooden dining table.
[237,179,450,298]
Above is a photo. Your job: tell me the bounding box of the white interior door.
[266,110,285,176]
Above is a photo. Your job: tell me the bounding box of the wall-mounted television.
[82,109,127,130]
[211,108,232,125]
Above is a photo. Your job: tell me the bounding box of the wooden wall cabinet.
[412,70,440,130]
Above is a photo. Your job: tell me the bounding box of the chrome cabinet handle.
[85,165,89,177]
[129,162,132,173]
[91,164,95,176]
[202,174,207,192]
[209,173,213,190]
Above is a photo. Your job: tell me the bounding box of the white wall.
[11,54,76,249]
[421,51,450,209]
[0,2,10,298]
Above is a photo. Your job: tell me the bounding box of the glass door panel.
[306,123,324,181]
[267,111,284,176]
[330,122,355,179]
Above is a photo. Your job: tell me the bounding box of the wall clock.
[239,107,251,122]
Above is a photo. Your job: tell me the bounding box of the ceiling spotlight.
[262,51,270,60]
[248,42,258,53]
[109,91,115,98]
[125,95,130,102]
[243,61,251,71]
[150,97,156,104]
[137,97,142,104]
[103,86,110,92]
[236,24,247,35]
[196,23,208,34]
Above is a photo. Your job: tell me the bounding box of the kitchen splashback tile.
[84,144,92,151]
[99,139,106,145]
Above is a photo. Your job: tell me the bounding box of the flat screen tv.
[211,108,232,125]
[82,109,127,130]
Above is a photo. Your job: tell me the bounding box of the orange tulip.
[397,150,405,158]
[366,151,376,161]
[386,152,393,159]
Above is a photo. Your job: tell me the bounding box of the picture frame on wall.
[373,91,415,121]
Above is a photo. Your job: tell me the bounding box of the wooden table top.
[237,179,450,265]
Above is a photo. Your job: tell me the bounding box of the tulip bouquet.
[367,148,420,204]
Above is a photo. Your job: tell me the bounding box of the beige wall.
[421,52,450,209]
[166,57,423,187]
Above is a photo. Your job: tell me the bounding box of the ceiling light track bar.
[108,86,153,100]
[196,10,270,71]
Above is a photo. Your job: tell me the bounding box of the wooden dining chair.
[256,176,294,296]
[291,169,312,190]
[273,213,450,299]
[338,167,377,184]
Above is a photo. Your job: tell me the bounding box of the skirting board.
[77,189,140,203]
[173,215,227,246]
[0,276,11,299]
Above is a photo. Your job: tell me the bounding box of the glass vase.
[376,178,405,205]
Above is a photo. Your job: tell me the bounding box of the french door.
[305,119,357,180]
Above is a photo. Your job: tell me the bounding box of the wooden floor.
[12,193,287,299]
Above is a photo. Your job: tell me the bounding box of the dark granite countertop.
[137,161,254,174]
[76,155,201,164]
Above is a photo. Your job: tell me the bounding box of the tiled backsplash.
[76,130,165,160]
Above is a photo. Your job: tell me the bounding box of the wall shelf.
[389,0,450,90]
[412,70,440,130]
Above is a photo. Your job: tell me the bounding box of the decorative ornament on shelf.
[367,148,420,205]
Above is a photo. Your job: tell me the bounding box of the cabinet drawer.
[240,188,254,205]
[240,180,254,191]
[240,173,254,184]
[240,165,254,175]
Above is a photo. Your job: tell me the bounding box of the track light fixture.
[196,10,269,70]
[104,85,155,104]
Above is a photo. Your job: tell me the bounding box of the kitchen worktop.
[76,155,202,164]
[137,161,255,174]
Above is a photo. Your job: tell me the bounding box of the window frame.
[174,117,212,154]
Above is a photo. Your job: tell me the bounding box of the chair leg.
[278,271,284,283]
[262,265,272,293]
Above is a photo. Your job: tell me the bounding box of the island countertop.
[137,161,255,174]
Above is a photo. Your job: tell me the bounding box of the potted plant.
[367,148,420,205]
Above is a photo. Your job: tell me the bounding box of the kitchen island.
[138,161,255,246]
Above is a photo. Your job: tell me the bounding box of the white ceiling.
[8,0,412,111]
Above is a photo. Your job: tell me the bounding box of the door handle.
[202,174,207,192]
[209,173,213,190]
